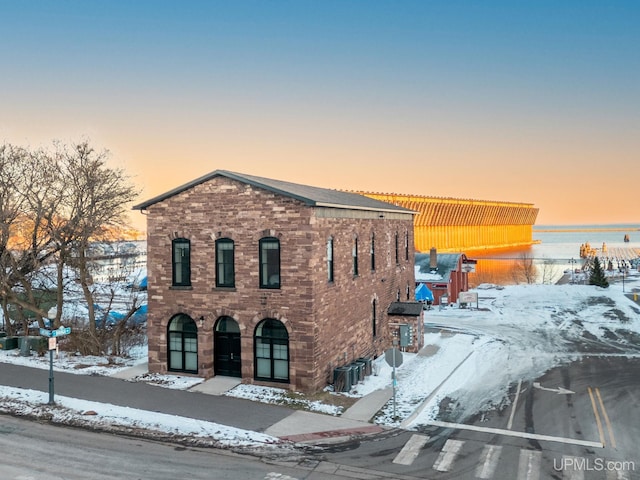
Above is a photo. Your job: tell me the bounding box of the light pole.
[569,258,576,284]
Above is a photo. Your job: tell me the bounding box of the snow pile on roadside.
[0,385,295,453]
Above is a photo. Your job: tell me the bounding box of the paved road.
[0,415,379,480]
[320,356,640,479]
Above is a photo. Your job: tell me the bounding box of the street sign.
[40,327,71,338]
[51,327,71,337]
[384,347,403,368]
[48,337,57,351]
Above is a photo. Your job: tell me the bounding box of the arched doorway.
[254,318,289,383]
[214,316,241,377]
[167,314,198,373]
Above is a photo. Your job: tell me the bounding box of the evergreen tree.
[589,257,609,288]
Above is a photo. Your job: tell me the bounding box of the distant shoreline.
[535,228,640,233]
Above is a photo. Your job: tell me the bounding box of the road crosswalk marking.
[433,439,464,472]
[475,445,503,479]
[391,434,629,480]
[392,434,429,465]
[517,450,542,480]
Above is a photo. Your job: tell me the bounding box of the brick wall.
[144,175,415,393]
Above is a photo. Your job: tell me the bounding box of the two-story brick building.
[133,170,418,393]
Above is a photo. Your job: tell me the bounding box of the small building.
[133,170,417,393]
[387,301,424,353]
[415,249,476,305]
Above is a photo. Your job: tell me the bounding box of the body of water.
[469,224,640,285]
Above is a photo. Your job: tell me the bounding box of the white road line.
[392,434,429,465]
[433,439,464,472]
[475,445,503,479]
[507,379,523,430]
[426,420,603,449]
[562,456,585,480]
[518,450,542,480]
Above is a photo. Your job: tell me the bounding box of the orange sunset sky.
[1,1,638,232]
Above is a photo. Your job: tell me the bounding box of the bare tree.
[0,144,62,333]
[0,140,140,355]
[511,253,537,284]
[539,259,559,284]
[53,141,138,339]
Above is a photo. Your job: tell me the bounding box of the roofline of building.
[132,169,416,215]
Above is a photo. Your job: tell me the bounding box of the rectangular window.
[372,299,377,337]
[172,239,191,286]
[327,238,334,282]
[353,237,359,276]
[395,232,399,265]
[405,231,409,261]
[216,239,235,287]
[371,234,376,271]
[259,237,281,288]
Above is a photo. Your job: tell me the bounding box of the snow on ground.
[2,270,640,446]
[0,386,282,448]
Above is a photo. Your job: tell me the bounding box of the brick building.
[133,170,418,393]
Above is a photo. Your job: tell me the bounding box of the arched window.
[172,238,191,287]
[254,318,289,383]
[259,237,280,288]
[168,314,198,373]
[215,238,235,288]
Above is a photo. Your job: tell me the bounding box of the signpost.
[385,344,403,420]
[41,314,71,405]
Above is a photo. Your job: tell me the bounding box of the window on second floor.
[215,238,235,288]
[259,237,280,289]
[405,230,410,261]
[394,232,399,265]
[172,238,191,287]
[327,237,334,283]
[353,236,359,276]
[370,233,376,271]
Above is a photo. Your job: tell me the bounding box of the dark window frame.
[370,233,376,271]
[394,232,399,265]
[372,299,377,337]
[254,318,290,383]
[215,238,235,288]
[353,236,359,277]
[167,314,198,374]
[259,237,281,289]
[327,237,334,283]
[405,230,410,261]
[172,238,191,287]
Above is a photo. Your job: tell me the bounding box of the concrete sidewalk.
[103,337,462,444]
[108,362,388,444]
